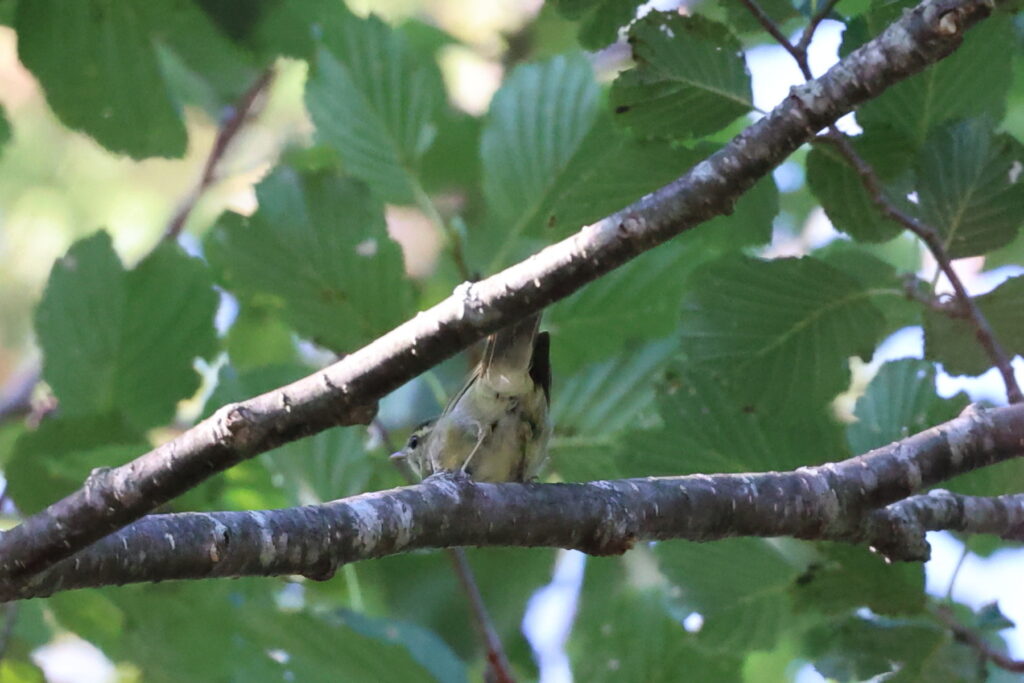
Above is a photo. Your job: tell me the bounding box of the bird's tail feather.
[481,313,542,394]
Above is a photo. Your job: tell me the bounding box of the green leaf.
[855,14,1013,149]
[49,591,125,653]
[611,13,752,140]
[717,0,800,34]
[620,362,847,476]
[657,538,803,651]
[264,424,375,503]
[330,610,468,683]
[679,255,887,413]
[570,560,743,681]
[974,601,1015,632]
[15,0,254,158]
[847,359,969,455]
[803,615,949,682]
[791,543,925,616]
[915,119,1024,258]
[305,10,444,204]
[923,275,1024,376]
[207,167,414,353]
[550,339,675,481]
[806,139,906,242]
[35,232,218,430]
[369,547,553,670]
[550,0,644,49]
[0,104,9,150]
[547,242,696,372]
[6,414,146,515]
[225,301,297,369]
[813,240,921,336]
[478,53,601,268]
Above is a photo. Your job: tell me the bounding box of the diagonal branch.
[164,67,276,241]
[3,401,1022,602]
[932,604,1024,673]
[0,0,996,585]
[742,0,1022,405]
[818,132,1024,404]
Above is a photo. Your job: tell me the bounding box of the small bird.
[393,313,551,482]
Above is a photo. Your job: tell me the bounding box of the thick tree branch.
[864,490,1024,561]
[0,0,996,584]
[4,402,1023,602]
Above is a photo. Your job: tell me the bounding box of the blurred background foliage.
[0,0,1023,681]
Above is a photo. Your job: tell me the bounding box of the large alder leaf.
[806,136,913,243]
[915,119,1024,259]
[6,414,147,515]
[678,256,887,414]
[35,232,219,430]
[570,560,744,681]
[803,615,971,682]
[610,13,752,140]
[620,362,847,477]
[852,13,1013,150]
[16,0,255,158]
[305,10,445,204]
[657,538,803,652]
[207,167,415,353]
[550,339,675,481]
[846,359,968,456]
[478,55,755,272]
[923,276,1024,377]
[792,544,925,617]
[478,53,601,268]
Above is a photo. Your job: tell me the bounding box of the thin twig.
[737,0,805,68]
[739,0,1023,405]
[447,550,516,683]
[933,604,1024,673]
[374,419,515,683]
[796,0,844,55]
[164,67,276,241]
[820,132,1024,404]
[412,181,473,281]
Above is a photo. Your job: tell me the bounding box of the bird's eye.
[408,434,420,449]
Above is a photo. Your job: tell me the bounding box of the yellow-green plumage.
[394,314,551,482]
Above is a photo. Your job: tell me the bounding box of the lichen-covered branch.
[4,402,1022,602]
[0,0,996,585]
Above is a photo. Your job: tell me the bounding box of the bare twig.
[164,67,276,241]
[796,0,844,56]
[933,604,1024,673]
[819,132,1024,404]
[0,0,996,586]
[740,0,1023,405]
[4,401,1024,602]
[376,419,515,683]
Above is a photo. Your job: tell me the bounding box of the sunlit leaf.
[208,167,414,353]
[611,13,752,140]
[306,9,445,203]
[679,255,887,413]
[35,232,218,430]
